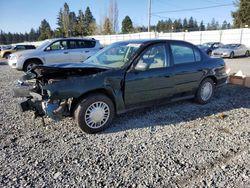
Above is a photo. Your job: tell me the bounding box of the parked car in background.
[8,38,102,72]
[197,42,224,56]
[212,44,249,58]
[14,39,228,133]
[0,45,36,59]
[0,45,12,51]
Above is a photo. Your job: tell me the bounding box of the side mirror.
[45,46,51,51]
[134,60,148,71]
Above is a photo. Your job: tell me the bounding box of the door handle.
[85,51,89,53]
[63,52,69,54]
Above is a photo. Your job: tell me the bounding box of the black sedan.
[198,42,224,56]
[14,39,228,133]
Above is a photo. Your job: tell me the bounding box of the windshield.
[36,39,52,50]
[222,44,239,49]
[84,42,142,68]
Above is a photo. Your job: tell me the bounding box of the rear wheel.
[245,50,249,57]
[74,94,115,134]
[229,52,234,59]
[195,78,215,104]
[23,60,42,72]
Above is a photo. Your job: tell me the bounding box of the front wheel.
[195,78,215,104]
[23,60,42,72]
[74,94,115,133]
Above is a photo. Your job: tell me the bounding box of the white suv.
[8,38,102,71]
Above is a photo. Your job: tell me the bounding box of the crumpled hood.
[24,62,109,80]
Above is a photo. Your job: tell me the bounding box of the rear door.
[170,41,204,96]
[43,40,71,64]
[124,43,175,106]
[69,40,98,63]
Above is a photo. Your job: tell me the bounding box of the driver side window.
[136,44,168,71]
[49,40,68,50]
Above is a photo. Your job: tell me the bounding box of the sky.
[0,0,236,33]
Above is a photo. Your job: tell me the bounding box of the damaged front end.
[13,63,107,121]
[14,78,70,121]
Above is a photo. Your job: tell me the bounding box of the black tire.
[74,94,115,134]
[3,52,10,59]
[245,50,249,57]
[23,60,42,72]
[229,52,234,59]
[195,78,215,104]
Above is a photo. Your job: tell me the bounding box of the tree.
[199,21,205,31]
[221,20,228,29]
[121,16,133,33]
[76,10,86,36]
[183,18,188,31]
[62,3,70,37]
[188,17,194,31]
[84,6,96,35]
[232,0,250,28]
[56,8,64,37]
[38,19,52,40]
[103,17,112,34]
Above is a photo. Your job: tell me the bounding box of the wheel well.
[204,76,217,85]
[3,52,11,57]
[23,58,43,70]
[70,89,116,115]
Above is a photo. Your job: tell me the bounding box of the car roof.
[49,37,98,42]
[113,39,194,45]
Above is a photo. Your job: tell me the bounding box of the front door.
[44,40,71,64]
[124,43,174,107]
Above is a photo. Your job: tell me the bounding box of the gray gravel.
[1,60,250,187]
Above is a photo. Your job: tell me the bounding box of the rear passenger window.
[68,40,78,49]
[170,43,196,64]
[78,40,96,48]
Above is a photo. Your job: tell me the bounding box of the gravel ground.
[1,59,250,187]
[224,56,250,75]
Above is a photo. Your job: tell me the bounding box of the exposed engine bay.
[14,64,108,120]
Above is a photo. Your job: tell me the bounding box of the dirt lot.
[0,57,250,187]
[224,57,250,75]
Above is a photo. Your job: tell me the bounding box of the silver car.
[212,44,249,58]
[8,38,102,71]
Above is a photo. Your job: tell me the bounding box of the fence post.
[200,31,202,44]
[219,30,222,43]
[240,28,244,44]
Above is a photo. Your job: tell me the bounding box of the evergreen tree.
[84,6,96,35]
[121,16,133,33]
[199,21,205,31]
[221,20,228,29]
[38,19,52,40]
[232,0,250,28]
[76,10,86,36]
[62,3,70,37]
[55,8,64,37]
[183,18,188,31]
[103,17,112,34]
[188,17,194,31]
